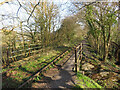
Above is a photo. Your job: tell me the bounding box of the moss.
[2,45,73,88]
[75,72,103,88]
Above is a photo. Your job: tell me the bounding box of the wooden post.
[81,43,82,60]
[4,48,7,65]
[13,47,16,61]
[6,47,9,65]
[11,47,14,62]
[78,45,81,65]
[79,43,83,71]
[29,43,30,56]
[75,47,77,72]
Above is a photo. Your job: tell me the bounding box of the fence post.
[6,47,9,65]
[75,47,77,72]
[78,45,81,67]
[81,43,82,60]
[79,43,83,70]
[11,47,14,62]
[4,48,7,65]
[29,43,30,56]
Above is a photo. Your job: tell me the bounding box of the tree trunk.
[20,22,25,48]
[118,1,120,44]
[102,26,107,61]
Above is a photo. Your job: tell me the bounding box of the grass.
[82,49,120,88]
[2,49,59,72]
[34,76,42,81]
[107,60,120,70]
[54,50,71,64]
[2,46,72,88]
[75,72,103,88]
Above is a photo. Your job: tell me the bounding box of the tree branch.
[27,0,40,23]
[0,0,13,6]
[16,0,22,17]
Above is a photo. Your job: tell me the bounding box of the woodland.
[1,0,120,89]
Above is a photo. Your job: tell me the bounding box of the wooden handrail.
[74,43,83,72]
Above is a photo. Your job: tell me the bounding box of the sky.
[0,0,119,30]
[0,0,74,30]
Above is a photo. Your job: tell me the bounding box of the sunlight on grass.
[75,72,103,88]
[2,45,72,88]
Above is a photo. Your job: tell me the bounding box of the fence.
[2,41,55,67]
[74,43,83,72]
[2,39,81,67]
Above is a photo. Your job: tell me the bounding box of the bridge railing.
[74,43,83,72]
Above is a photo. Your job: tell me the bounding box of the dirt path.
[31,41,89,88]
[31,54,78,88]
[30,40,93,88]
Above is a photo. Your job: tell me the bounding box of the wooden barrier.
[2,42,51,66]
[2,39,72,67]
[74,43,83,72]
[18,46,73,88]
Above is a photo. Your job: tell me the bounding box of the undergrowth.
[75,72,103,88]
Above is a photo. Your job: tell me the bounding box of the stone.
[111,78,117,81]
[82,63,94,70]
[100,72,109,77]
[101,65,108,69]
[6,72,11,77]
[112,72,118,76]
[92,74,101,79]
[100,68,104,71]
[79,71,85,75]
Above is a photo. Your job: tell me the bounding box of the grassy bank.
[75,72,103,88]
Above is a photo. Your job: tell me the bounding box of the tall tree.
[84,2,117,61]
[27,1,59,46]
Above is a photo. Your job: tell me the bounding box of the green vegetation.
[1,0,120,89]
[75,73,103,88]
[2,45,73,88]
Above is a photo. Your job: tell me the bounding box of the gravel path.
[31,54,78,88]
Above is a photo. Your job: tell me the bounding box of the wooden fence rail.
[17,43,80,88]
[2,42,54,66]
[74,43,83,72]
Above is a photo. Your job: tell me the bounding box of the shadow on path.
[34,65,76,88]
[50,67,75,88]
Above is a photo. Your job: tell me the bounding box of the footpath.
[31,53,78,88]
